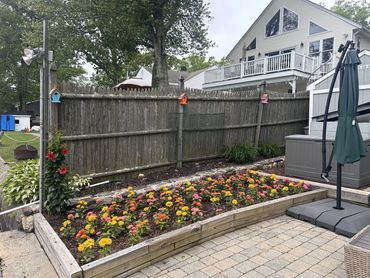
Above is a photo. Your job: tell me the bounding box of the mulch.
[75,159,238,197]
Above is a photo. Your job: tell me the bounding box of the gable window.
[266,10,280,37]
[266,8,298,37]
[246,38,256,51]
[309,21,327,35]
[283,8,298,32]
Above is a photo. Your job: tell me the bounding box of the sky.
[207,0,337,59]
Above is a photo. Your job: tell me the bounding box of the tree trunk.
[152,31,168,88]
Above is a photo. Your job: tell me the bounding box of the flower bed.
[47,171,312,265]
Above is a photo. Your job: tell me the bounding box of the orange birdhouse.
[260,93,269,104]
[179,93,188,105]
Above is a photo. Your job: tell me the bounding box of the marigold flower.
[98,238,112,248]
[176,210,182,216]
[282,186,289,191]
[165,201,173,208]
[77,244,85,252]
[232,199,238,205]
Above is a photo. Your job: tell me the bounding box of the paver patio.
[128,215,348,278]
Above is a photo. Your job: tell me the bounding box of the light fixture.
[22,48,43,65]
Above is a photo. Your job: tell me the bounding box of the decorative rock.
[23,210,33,217]
[21,215,34,233]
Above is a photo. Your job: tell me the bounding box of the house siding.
[228,0,358,65]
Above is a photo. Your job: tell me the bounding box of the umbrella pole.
[335,163,344,210]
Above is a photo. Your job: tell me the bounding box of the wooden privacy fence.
[49,83,309,179]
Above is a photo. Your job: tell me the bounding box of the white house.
[184,67,216,90]
[203,0,370,93]
[14,115,31,131]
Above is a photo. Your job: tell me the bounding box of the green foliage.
[44,131,72,213]
[332,0,370,28]
[67,175,92,192]
[225,143,257,164]
[258,143,282,158]
[174,55,229,73]
[0,159,39,205]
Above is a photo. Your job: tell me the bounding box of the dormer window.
[246,38,256,51]
[309,21,327,35]
[266,8,298,37]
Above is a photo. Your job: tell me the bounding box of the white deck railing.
[205,51,319,84]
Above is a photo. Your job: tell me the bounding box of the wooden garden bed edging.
[34,189,327,278]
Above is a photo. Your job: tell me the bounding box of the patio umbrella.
[322,42,367,209]
[333,46,367,165]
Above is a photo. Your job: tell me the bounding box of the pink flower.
[47,151,56,161]
[67,214,75,220]
[303,184,310,190]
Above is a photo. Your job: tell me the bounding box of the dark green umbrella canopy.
[333,47,367,164]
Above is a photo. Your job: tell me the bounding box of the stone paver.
[128,216,349,278]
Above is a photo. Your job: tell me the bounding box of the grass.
[0,131,39,163]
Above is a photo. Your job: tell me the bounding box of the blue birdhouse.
[51,90,61,103]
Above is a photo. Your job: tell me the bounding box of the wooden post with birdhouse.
[177,71,188,168]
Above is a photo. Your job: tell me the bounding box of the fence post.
[177,74,185,168]
[48,62,58,133]
[254,81,266,148]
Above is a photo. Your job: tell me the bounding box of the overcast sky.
[207,0,337,59]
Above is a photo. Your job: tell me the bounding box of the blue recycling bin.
[0,115,15,131]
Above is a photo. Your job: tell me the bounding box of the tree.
[125,0,213,87]
[332,0,370,28]
[0,0,85,113]
[176,55,228,73]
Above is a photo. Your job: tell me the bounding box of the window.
[266,10,280,37]
[281,48,295,54]
[247,56,255,61]
[309,41,320,58]
[322,38,334,63]
[265,51,280,57]
[283,8,298,32]
[15,120,20,124]
[309,38,334,63]
[246,38,256,51]
[309,21,327,35]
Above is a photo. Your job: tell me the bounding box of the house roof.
[226,0,369,59]
[143,66,190,84]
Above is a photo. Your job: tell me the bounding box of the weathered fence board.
[51,84,309,179]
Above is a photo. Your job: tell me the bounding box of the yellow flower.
[77,244,85,252]
[271,189,277,194]
[176,210,182,216]
[207,177,214,182]
[182,211,187,216]
[98,238,112,248]
[181,206,189,211]
[232,199,238,205]
[63,220,71,227]
[118,221,125,226]
[87,215,97,222]
[122,210,128,215]
[89,229,95,234]
[101,206,108,213]
[289,182,294,187]
[60,227,65,232]
[226,179,231,184]
[127,186,134,191]
[224,191,232,197]
[270,174,277,180]
[282,186,289,191]
[184,181,191,186]
[160,185,168,191]
[165,201,173,208]
[110,220,117,225]
[248,184,256,189]
[85,224,91,230]
[112,216,118,221]
[167,196,172,201]
[143,207,149,212]
[260,177,265,183]
[299,180,305,184]
[102,212,109,218]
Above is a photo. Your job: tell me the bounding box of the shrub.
[0,159,39,205]
[258,143,282,158]
[225,142,257,164]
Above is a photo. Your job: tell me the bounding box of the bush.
[225,142,257,164]
[258,143,282,158]
[0,159,39,205]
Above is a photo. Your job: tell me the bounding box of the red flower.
[57,167,68,175]
[62,148,69,155]
[47,151,56,161]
